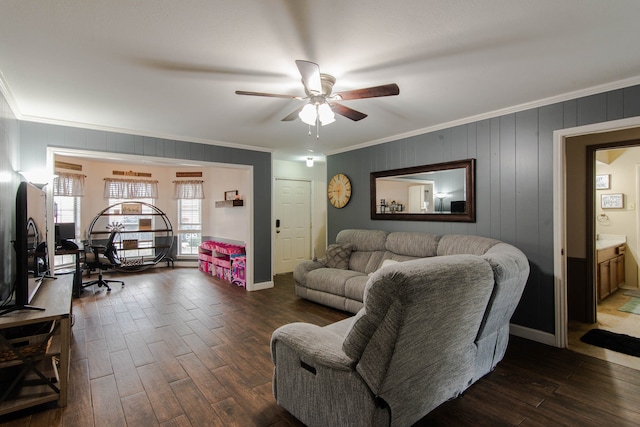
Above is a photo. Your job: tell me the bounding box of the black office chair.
[81,230,125,292]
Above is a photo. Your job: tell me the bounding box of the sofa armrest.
[271,323,355,371]
[293,259,325,285]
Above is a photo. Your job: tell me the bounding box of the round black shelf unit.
[87,201,174,272]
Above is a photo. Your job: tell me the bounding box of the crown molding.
[0,72,274,155]
[327,75,640,156]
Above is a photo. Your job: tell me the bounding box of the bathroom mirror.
[370,158,475,222]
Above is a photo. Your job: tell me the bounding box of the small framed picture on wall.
[595,174,610,190]
[601,193,624,209]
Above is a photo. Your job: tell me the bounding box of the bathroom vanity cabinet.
[597,243,626,302]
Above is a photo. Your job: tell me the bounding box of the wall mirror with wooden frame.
[370,158,476,222]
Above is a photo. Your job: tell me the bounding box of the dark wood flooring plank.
[147,340,189,383]
[98,305,117,326]
[124,331,155,367]
[86,339,113,379]
[102,324,127,353]
[159,414,192,427]
[121,391,160,427]
[114,310,139,335]
[137,362,184,423]
[90,375,127,427]
[62,408,95,427]
[177,352,230,404]
[110,348,145,398]
[83,316,105,343]
[184,318,224,347]
[65,357,92,414]
[212,396,278,427]
[170,378,225,426]
[212,365,283,426]
[181,333,226,370]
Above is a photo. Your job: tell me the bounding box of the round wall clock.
[327,173,352,208]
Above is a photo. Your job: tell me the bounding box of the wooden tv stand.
[0,275,72,415]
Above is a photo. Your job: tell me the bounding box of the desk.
[0,275,72,415]
[54,245,84,298]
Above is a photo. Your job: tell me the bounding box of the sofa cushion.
[368,258,400,276]
[336,229,388,251]
[345,275,370,301]
[385,232,441,257]
[436,234,500,256]
[323,243,354,269]
[306,268,363,296]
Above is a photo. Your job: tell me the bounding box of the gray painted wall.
[18,122,273,284]
[328,85,640,334]
[0,90,21,300]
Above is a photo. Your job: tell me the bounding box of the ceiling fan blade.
[281,105,304,121]
[295,60,322,94]
[334,83,400,101]
[235,90,301,100]
[331,103,368,121]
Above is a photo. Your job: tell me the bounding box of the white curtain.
[53,172,85,196]
[104,178,159,199]
[173,180,205,199]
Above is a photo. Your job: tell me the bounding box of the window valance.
[53,172,86,197]
[172,180,205,199]
[104,178,159,199]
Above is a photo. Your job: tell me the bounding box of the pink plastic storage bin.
[198,260,210,273]
[215,266,231,281]
[214,242,245,255]
[198,253,212,263]
[231,255,246,287]
[200,241,215,251]
[213,257,230,269]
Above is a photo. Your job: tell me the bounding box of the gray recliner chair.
[271,255,503,427]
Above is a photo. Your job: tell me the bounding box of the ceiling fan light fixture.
[298,103,317,126]
[318,103,335,126]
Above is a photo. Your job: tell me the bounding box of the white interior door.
[275,179,311,274]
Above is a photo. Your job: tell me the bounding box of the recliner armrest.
[293,259,326,285]
[271,322,355,371]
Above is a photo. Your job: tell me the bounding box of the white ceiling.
[1,1,640,164]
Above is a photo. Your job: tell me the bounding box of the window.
[53,196,79,268]
[178,199,201,255]
[173,180,204,256]
[54,196,78,224]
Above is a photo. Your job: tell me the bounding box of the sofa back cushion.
[436,234,501,256]
[385,232,441,257]
[337,229,388,273]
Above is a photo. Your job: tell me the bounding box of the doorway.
[274,178,312,274]
[555,118,640,346]
[555,118,640,369]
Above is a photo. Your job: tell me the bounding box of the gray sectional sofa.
[273,229,529,426]
[295,229,527,313]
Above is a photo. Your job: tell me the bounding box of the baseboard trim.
[510,323,557,347]
[249,281,274,291]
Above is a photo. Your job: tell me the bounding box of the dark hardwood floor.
[1,267,639,426]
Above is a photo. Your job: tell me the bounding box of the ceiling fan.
[235,60,399,137]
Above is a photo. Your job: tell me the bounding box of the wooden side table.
[0,275,72,415]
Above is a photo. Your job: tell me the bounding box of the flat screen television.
[0,181,48,316]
